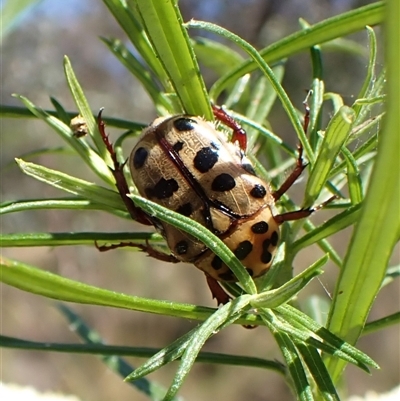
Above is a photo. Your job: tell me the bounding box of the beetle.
[96,105,332,304]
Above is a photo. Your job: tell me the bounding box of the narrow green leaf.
[0,198,127,218]
[324,92,344,114]
[329,127,379,179]
[135,0,211,117]
[292,204,362,253]
[210,2,384,98]
[58,305,172,401]
[251,255,328,308]
[296,343,340,401]
[363,311,400,338]
[0,256,215,320]
[0,332,285,371]
[0,104,146,131]
[266,309,373,372]
[309,78,325,149]
[305,106,355,205]
[247,67,284,123]
[103,0,168,84]
[223,73,251,108]
[163,296,251,400]
[15,159,124,211]
[0,232,160,247]
[187,20,312,160]
[298,219,343,268]
[353,26,378,118]
[63,56,110,160]
[49,97,70,124]
[246,66,285,155]
[326,0,400,382]
[0,334,156,356]
[262,311,313,401]
[191,36,244,75]
[13,95,114,184]
[0,0,41,40]
[125,328,201,381]
[277,304,378,371]
[341,147,363,204]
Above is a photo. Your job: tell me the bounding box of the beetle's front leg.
[212,105,247,151]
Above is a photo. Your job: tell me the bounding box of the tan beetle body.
[129,115,280,281]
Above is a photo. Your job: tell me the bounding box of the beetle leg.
[274,195,337,224]
[95,240,180,263]
[205,274,232,305]
[273,93,338,220]
[272,143,307,201]
[272,92,314,201]
[212,105,247,151]
[97,109,152,226]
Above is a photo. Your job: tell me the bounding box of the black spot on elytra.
[234,240,253,260]
[270,231,279,246]
[250,184,266,198]
[242,162,256,176]
[211,173,236,192]
[194,146,219,173]
[173,141,184,152]
[262,238,270,249]
[176,202,193,217]
[211,255,223,270]
[251,221,269,234]
[133,147,148,169]
[246,268,254,277]
[175,240,188,255]
[146,177,179,199]
[173,117,196,132]
[261,238,272,264]
[261,250,272,264]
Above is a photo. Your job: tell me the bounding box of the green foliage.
[0,0,42,40]
[1,1,399,400]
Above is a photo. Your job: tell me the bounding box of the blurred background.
[1,0,398,400]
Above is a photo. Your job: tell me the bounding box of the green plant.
[1,1,399,401]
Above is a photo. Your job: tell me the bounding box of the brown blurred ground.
[1,1,399,400]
